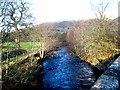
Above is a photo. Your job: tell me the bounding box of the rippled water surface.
[42,47,97,89]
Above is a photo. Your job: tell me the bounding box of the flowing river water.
[40,47,101,89]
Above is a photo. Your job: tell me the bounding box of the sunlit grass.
[2,42,41,52]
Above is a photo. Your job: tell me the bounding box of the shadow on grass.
[1,49,27,61]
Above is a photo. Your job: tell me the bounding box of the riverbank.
[3,46,119,90]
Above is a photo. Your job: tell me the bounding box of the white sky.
[29,0,119,24]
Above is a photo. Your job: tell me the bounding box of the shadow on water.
[38,47,102,90]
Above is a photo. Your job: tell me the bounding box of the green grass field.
[2,42,41,52]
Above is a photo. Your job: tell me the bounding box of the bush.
[66,19,119,67]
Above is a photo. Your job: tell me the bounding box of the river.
[40,47,100,89]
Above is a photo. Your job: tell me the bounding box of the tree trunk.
[15,33,20,49]
[10,12,21,49]
[0,37,2,79]
[14,25,20,49]
[40,49,45,59]
[39,41,45,59]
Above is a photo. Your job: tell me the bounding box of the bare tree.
[88,1,119,65]
[66,1,119,67]
[30,23,59,59]
[0,0,34,49]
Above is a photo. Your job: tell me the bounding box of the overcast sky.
[29,0,119,24]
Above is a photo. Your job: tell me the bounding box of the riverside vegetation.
[0,0,120,89]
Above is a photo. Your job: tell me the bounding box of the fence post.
[5,51,9,75]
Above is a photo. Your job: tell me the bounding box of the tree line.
[66,2,120,69]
